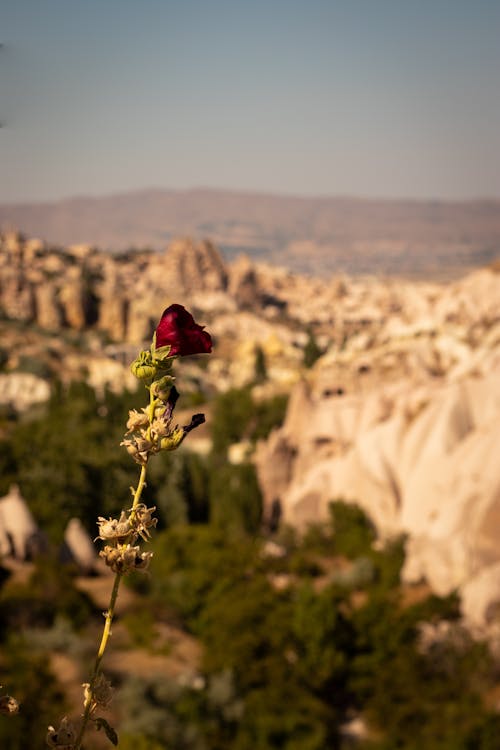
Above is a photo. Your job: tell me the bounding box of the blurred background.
[1,2,500,748]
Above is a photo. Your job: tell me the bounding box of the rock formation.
[62,518,97,574]
[0,484,43,560]
[255,266,500,630]
[0,373,51,412]
[0,232,231,344]
[3,228,500,630]
[0,485,97,573]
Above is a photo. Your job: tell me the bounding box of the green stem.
[74,571,123,750]
[129,463,147,524]
[74,389,156,749]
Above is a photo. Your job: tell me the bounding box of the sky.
[1,0,500,204]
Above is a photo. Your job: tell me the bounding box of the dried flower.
[96,511,133,544]
[130,503,158,540]
[120,435,155,465]
[0,692,19,715]
[46,717,77,748]
[83,673,114,710]
[99,544,153,574]
[125,409,149,433]
[183,413,206,434]
[149,414,172,440]
[155,304,212,356]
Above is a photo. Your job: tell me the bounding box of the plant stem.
[74,572,122,749]
[75,471,149,749]
[74,388,156,748]
[129,463,147,523]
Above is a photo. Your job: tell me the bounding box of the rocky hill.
[255,266,500,634]
[2,229,500,633]
[1,188,500,276]
[0,229,322,402]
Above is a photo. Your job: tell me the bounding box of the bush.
[329,500,376,558]
[211,388,288,457]
[0,637,66,750]
[138,526,258,629]
[209,462,262,534]
[150,449,211,527]
[4,381,141,539]
[0,556,93,633]
[303,330,323,369]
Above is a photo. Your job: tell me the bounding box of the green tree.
[210,462,262,534]
[0,555,93,634]
[126,505,500,750]
[253,345,268,383]
[329,500,376,558]
[210,387,288,458]
[303,330,323,369]
[150,449,211,526]
[211,388,254,457]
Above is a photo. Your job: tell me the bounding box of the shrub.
[329,500,377,558]
[210,462,262,534]
[0,637,66,750]
[0,556,93,633]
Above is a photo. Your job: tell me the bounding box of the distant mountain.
[1,188,500,277]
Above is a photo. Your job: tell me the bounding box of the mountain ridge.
[1,187,500,277]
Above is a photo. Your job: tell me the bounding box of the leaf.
[94,717,118,746]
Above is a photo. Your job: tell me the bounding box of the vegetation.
[303,329,323,369]
[253,344,268,383]
[124,504,499,750]
[211,386,288,457]
[0,638,66,750]
[1,383,499,749]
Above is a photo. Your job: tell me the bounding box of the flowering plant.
[155,303,212,356]
[46,304,212,749]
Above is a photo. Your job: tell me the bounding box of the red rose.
[155,304,212,356]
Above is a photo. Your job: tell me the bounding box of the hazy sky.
[1,0,500,203]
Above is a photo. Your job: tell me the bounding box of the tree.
[303,330,323,369]
[210,462,262,534]
[253,345,268,383]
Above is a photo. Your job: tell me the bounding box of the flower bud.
[159,427,186,452]
[130,350,157,380]
[150,374,175,401]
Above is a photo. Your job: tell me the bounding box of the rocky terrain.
[2,229,500,634]
[2,188,500,276]
[0,229,344,404]
[255,266,500,634]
